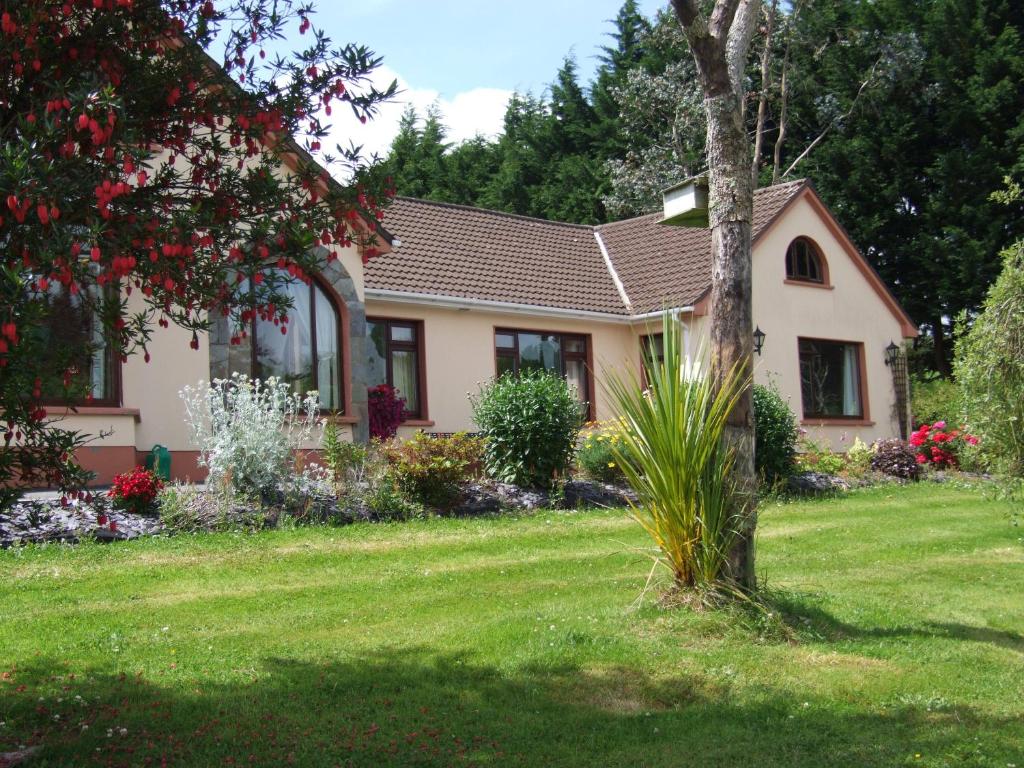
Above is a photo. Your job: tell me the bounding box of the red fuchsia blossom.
[0,0,396,506]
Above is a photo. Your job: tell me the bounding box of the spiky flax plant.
[603,314,748,592]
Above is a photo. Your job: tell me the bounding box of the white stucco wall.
[363,300,638,437]
[749,193,910,447]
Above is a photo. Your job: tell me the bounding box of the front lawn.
[1,485,1021,767]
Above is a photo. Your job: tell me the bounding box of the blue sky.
[313,0,668,159]
[327,0,667,97]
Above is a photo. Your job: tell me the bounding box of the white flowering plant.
[180,373,326,499]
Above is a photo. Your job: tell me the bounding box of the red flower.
[109,466,163,514]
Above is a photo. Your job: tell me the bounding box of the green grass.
[1,484,1021,767]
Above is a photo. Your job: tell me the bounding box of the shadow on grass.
[764,589,1024,654]
[2,650,1020,767]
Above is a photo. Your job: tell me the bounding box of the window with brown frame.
[786,237,825,283]
[798,338,865,419]
[367,318,424,418]
[246,269,343,412]
[640,333,664,384]
[39,284,119,406]
[494,329,591,418]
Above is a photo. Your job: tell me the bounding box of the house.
[57,178,916,485]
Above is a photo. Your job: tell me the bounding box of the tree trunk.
[931,316,951,377]
[752,0,778,188]
[705,92,757,591]
[771,35,790,184]
[673,0,760,591]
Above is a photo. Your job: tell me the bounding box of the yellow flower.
[607,462,616,468]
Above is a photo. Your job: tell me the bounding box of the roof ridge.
[393,196,596,231]
[595,180,809,232]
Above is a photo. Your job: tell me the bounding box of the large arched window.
[785,237,827,284]
[250,270,342,411]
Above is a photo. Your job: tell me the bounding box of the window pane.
[391,349,418,415]
[565,358,588,404]
[564,337,585,354]
[39,286,111,402]
[390,324,415,343]
[367,321,388,387]
[799,340,861,417]
[495,332,515,349]
[643,334,664,361]
[255,279,312,398]
[496,354,515,377]
[518,332,561,373]
[314,286,339,410]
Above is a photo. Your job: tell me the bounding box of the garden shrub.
[360,474,425,521]
[180,373,324,499]
[470,370,583,488]
[381,432,484,508]
[109,466,163,515]
[871,439,921,480]
[954,235,1024,476]
[795,438,845,475]
[909,422,979,469]
[845,437,875,477]
[321,421,368,490]
[910,373,960,428]
[367,384,406,441]
[752,384,798,482]
[576,422,627,484]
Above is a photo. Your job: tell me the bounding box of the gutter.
[364,288,693,324]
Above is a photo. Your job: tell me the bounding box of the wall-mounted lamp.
[884,340,901,366]
[753,326,766,356]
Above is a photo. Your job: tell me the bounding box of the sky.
[306,0,668,161]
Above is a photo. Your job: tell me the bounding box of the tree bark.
[672,0,760,591]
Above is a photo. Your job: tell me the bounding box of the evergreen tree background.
[374,0,1024,373]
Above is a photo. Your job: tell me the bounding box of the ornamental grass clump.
[602,316,746,591]
[180,373,324,499]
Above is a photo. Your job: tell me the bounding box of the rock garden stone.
[786,472,852,495]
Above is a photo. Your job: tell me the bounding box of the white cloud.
[321,65,511,173]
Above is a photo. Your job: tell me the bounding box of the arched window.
[250,270,342,411]
[785,237,826,284]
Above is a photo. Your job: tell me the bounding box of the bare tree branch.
[782,60,882,178]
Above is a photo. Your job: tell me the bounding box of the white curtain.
[314,287,338,409]
[842,345,861,416]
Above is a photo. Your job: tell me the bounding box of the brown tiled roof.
[365,180,807,316]
[597,179,806,314]
[364,198,629,314]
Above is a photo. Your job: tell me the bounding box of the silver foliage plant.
[180,373,327,498]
